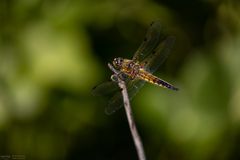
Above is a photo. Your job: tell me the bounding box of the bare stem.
[108,63,146,160]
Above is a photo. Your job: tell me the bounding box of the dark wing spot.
[150,21,154,26]
[152,50,156,54]
[144,37,147,41]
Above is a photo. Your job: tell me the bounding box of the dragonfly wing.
[91,81,120,96]
[141,36,175,73]
[105,79,145,115]
[132,21,162,62]
[105,91,123,115]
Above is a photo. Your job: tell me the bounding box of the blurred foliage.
[0,0,240,159]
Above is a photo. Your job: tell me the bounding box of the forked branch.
[108,63,146,160]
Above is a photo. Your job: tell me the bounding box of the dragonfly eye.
[113,57,123,68]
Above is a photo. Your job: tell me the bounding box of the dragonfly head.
[113,57,123,69]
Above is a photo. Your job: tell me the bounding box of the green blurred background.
[1,0,240,159]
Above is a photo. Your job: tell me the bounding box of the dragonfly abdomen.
[137,69,178,91]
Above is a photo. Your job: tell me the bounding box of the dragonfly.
[92,21,178,115]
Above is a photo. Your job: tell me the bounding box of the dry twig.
[108,63,146,160]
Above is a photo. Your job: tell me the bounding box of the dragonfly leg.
[118,72,130,81]
[111,74,118,82]
[111,72,129,82]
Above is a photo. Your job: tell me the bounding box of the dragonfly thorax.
[122,59,142,79]
[112,57,142,80]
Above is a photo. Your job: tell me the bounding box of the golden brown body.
[114,58,178,91]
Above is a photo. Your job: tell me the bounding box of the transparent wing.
[141,36,175,73]
[91,74,133,96]
[91,81,120,97]
[92,78,145,115]
[132,21,162,62]
[104,91,123,115]
[105,79,145,115]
